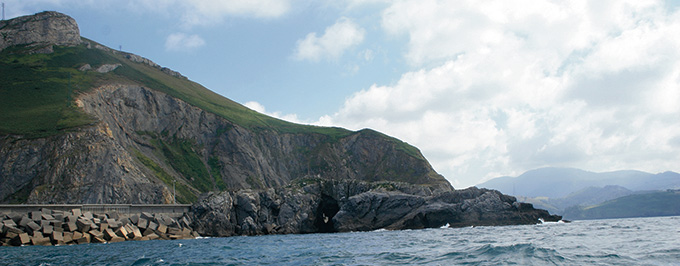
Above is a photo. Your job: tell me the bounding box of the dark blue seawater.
[1,216,679,265]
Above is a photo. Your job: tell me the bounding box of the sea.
[1,216,679,266]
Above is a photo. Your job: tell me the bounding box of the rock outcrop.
[0,11,81,52]
[191,180,562,236]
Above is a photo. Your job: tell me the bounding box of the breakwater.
[0,204,198,247]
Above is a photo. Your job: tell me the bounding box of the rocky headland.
[0,11,561,245]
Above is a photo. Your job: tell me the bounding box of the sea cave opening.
[315,194,340,233]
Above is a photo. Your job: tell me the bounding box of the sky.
[5,0,680,188]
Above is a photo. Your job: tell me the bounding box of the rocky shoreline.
[191,180,562,237]
[0,208,197,247]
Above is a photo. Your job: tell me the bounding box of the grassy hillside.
[0,39,353,139]
[563,190,680,220]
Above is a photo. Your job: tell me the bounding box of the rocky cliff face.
[0,11,81,52]
[1,84,449,203]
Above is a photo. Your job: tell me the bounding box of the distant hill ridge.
[478,167,680,198]
[478,167,680,220]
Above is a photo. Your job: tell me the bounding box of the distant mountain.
[516,185,635,215]
[478,167,680,198]
[562,190,680,220]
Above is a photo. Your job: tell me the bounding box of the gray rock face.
[0,11,81,52]
[0,125,171,204]
[191,181,562,236]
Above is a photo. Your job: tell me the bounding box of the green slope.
[563,190,680,220]
[0,39,352,139]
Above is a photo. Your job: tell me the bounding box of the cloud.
[177,0,291,26]
[318,0,680,187]
[244,101,303,124]
[293,17,365,62]
[164,32,206,51]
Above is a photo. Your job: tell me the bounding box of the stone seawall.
[0,205,198,247]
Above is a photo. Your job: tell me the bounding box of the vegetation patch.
[133,149,197,203]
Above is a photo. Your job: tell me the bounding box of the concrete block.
[40,208,53,215]
[115,226,129,239]
[53,226,64,233]
[0,223,4,234]
[65,215,78,223]
[93,218,101,224]
[156,224,167,234]
[51,221,63,229]
[71,209,82,217]
[74,236,90,244]
[6,225,24,235]
[89,232,104,244]
[108,236,125,243]
[5,231,19,240]
[109,236,125,243]
[146,233,159,240]
[26,221,41,232]
[104,228,117,240]
[76,219,91,232]
[63,232,73,244]
[72,231,83,240]
[19,215,32,227]
[108,212,120,220]
[83,212,94,220]
[147,221,158,231]
[13,233,30,246]
[142,228,155,236]
[10,214,22,223]
[3,219,17,227]
[53,213,64,221]
[41,213,55,221]
[51,231,64,243]
[181,228,191,236]
[96,214,107,220]
[167,227,182,235]
[65,222,78,232]
[31,235,51,246]
[38,219,51,227]
[42,225,53,235]
[125,224,142,239]
[99,222,109,231]
[89,230,104,239]
[130,214,139,224]
[191,231,200,238]
[30,211,42,221]
[137,218,148,229]
[141,212,153,220]
[180,217,191,228]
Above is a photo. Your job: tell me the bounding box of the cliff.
[0,11,81,53]
[0,11,560,232]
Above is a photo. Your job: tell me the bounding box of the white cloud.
[165,32,206,51]
[293,17,365,62]
[177,0,291,26]
[244,101,303,124]
[318,0,680,187]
